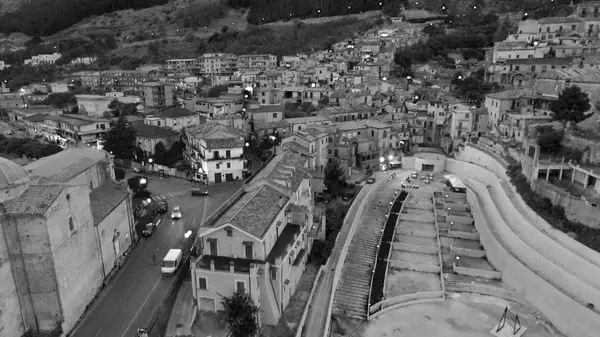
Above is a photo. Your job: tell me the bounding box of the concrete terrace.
[332,171,408,320]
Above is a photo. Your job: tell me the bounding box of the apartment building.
[191,150,315,327]
[282,127,331,172]
[184,123,246,183]
[237,54,278,71]
[156,107,201,130]
[202,53,238,75]
[67,71,101,87]
[24,53,62,65]
[100,70,153,89]
[165,59,200,73]
[448,103,475,140]
[318,105,377,123]
[189,97,244,116]
[143,82,174,112]
[42,114,110,147]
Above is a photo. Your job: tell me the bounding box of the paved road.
[69,176,242,337]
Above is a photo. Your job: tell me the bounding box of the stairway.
[332,184,398,320]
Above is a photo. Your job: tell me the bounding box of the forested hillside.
[0,0,168,36]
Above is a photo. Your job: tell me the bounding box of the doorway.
[422,164,435,172]
[225,173,234,181]
[214,173,222,183]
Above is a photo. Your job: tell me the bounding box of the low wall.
[445,214,473,225]
[444,282,529,305]
[402,154,446,173]
[467,179,600,337]
[393,242,439,254]
[295,266,324,337]
[397,228,437,238]
[404,203,434,210]
[451,246,485,258]
[452,263,502,280]
[445,230,479,240]
[389,260,441,274]
[441,202,469,211]
[368,292,444,319]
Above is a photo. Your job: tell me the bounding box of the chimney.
[278,196,285,208]
[210,260,215,271]
[230,261,235,273]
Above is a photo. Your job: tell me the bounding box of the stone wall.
[533,179,600,227]
[563,132,600,165]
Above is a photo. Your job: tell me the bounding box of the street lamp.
[148,158,153,164]
[379,157,385,163]
[388,155,393,161]
[140,177,147,185]
[146,198,152,204]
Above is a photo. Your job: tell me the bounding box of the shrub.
[506,164,600,252]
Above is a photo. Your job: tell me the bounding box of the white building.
[449,103,475,140]
[184,123,246,183]
[24,53,62,66]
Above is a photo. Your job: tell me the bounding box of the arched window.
[68,217,74,232]
[89,180,94,190]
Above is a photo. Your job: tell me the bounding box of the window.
[227,163,231,168]
[245,244,253,259]
[216,164,220,169]
[225,150,231,158]
[69,217,74,232]
[89,180,94,190]
[209,240,218,255]
[226,228,233,237]
[272,112,278,118]
[236,281,246,293]
[199,277,207,290]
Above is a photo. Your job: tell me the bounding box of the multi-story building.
[190,150,315,327]
[237,54,278,71]
[24,53,62,65]
[142,82,174,112]
[77,94,140,118]
[484,87,555,132]
[202,53,238,75]
[100,70,153,89]
[165,59,200,73]
[188,96,244,116]
[448,103,475,140]
[184,123,246,183]
[285,116,332,133]
[151,107,201,130]
[318,105,377,123]
[0,148,134,337]
[68,71,101,88]
[42,114,111,147]
[132,123,180,158]
[282,127,331,172]
[0,91,25,109]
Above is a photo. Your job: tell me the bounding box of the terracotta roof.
[188,123,244,150]
[133,123,178,139]
[4,184,65,215]
[283,141,310,155]
[215,185,288,238]
[25,148,106,183]
[158,107,197,118]
[89,181,129,226]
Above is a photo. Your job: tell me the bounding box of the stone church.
[0,148,135,337]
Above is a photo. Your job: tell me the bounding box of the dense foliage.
[507,163,600,253]
[0,65,59,92]
[222,292,259,337]
[198,16,380,56]
[0,135,62,159]
[246,0,387,24]
[551,85,591,125]
[174,0,229,29]
[103,114,137,160]
[0,0,168,36]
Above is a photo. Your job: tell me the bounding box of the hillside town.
[2,2,600,337]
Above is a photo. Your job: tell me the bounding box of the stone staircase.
[333,184,398,320]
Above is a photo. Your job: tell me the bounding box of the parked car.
[171,206,182,219]
[6,130,14,135]
[157,200,168,213]
[366,177,376,184]
[191,188,209,196]
[141,223,156,237]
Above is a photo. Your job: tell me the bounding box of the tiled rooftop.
[25,148,106,183]
[283,141,310,155]
[188,123,244,150]
[158,107,197,118]
[214,185,288,238]
[4,184,65,215]
[89,181,129,226]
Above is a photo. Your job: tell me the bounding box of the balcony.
[266,224,302,265]
[195,255,259,274]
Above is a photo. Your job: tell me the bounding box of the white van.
[161,249,183,275]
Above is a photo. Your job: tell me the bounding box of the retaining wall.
[445,230,479,240]
[368,292,444,319]
[444,282,529,305]
[397,228,437,238]
[404,203,434,210]
[445,214,473,225]
[452,263,502,280]
[393,242,438,254]
[295,266,324,337]
[389,260,441,274]
[451,246,485,258]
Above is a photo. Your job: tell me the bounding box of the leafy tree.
[324,161,344,197]
[103,114,137,160]
[153,141,171,166]
[207,85,228,97]
[108,99,138,117]
[222,291,259,337]
[44,92,77,109]
[536,128,563,154]
[551,85,591,125]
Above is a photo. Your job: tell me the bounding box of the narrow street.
[68,175,242,337]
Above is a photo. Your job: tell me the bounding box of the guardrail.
[367,291,445,320]
[431,191,446,301]
[322,177,383,337]
[367,190,406,320]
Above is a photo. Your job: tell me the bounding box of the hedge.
[0,135,62,159]
[507,164,600,253]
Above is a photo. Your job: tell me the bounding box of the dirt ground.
[385,269,442,297]
[359,294,553,337]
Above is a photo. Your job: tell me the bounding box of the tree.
[324,161,344,197]
[222,291,259,337]
[103,114,137,160]
[207,85,227,97]
[551,85,591,125]
[153,141,171,166]
[43,92,77,109]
